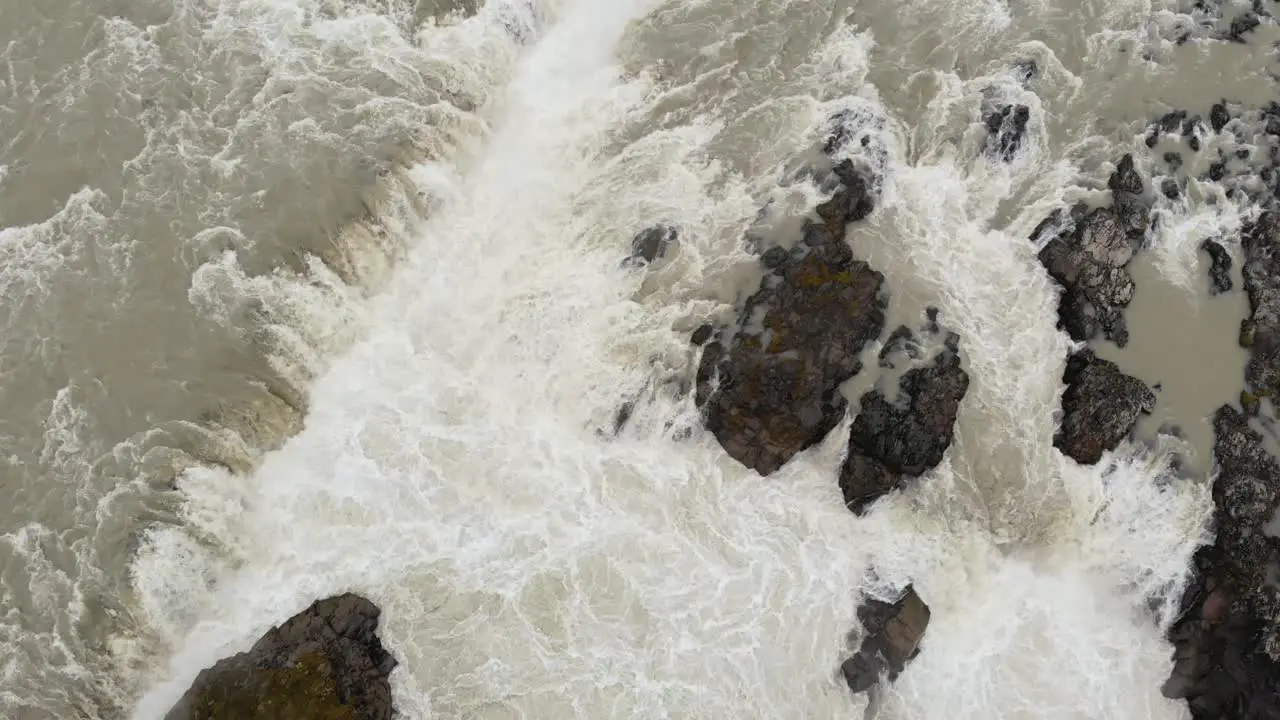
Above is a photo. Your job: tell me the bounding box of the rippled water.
[2,0,1274,718]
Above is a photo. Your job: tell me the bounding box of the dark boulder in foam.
[839,337,969,514]
[1201,238,1234,295]
[166,594,396,720]
[983,103,1032,162]
[1053,350,1154,465]
[695,120,887,475]
[842,586,931,695]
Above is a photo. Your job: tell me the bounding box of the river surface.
[1,0,1274,718]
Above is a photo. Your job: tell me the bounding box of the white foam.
[125,2,1215,720]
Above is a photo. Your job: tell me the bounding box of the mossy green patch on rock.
[167,594,396,720]
[186,652,358,720]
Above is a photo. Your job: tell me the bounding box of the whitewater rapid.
[5,0,1265,717]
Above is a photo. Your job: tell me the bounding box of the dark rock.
[627,225,678,266]
[983,104,1032,162]
[1054,350,1154,465]
[1038,206,1140,346]
[1242,213,1280,396]
[840,347,970,514]
[1209,162,1227,182]
[1202,238,1234,295]
[166,594,396,720]
[1159,110,1189,135]
[1210,103,1230,133]
[1164,407,1280,719]
[696,161,885,475]
[1107,153,1152,244]
[1164,151,1184,171]
[878,326,920,368]
[842,587,931,695]
[1227,11,1261,42]
[1163,178,1181,200]
[690,323,714,346]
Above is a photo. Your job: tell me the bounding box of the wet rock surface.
[983,103,1031,162]
[839,337,969,514]
[625,224,678,267]
[166,594,396,720]
[1165,407,1280,719]
[842,587,931,695]
[695,155,886,475]
[1054,349,1155,465]
[1242,212,1280,400]
[1203,238,1234,295]
[1036,155,1150,347]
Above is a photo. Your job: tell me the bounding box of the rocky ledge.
[1163,211,1280,719]
[695,155,886,475]
[165,594,396,720]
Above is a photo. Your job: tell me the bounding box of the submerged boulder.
[696,159,886,475]
[1054,350,1154,465]
[840,341,970,514]
[842,586,931,695]
[166,594,396,720]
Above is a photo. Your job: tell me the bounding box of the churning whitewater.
[6,0,1268,717]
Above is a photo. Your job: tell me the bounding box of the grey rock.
[1054,350,1154,465]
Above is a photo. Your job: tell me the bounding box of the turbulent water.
[2,0,1275,717]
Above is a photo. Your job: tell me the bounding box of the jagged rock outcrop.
[842,586,931,695]
[1036,155,1150,347]
[1163,210,1280,719]
[839,338,970,514]
[625,225,678,267]
[695,158,886,475]
[1054,350,1155,465]
[165,594,396,720]
[1202,238,1234,295]
[1241,212,1280,402]
[1165,407,1280,719]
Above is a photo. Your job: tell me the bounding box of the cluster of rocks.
[691,112,973,697]
[166,594,396,720]
[1163,211,1280,719]
[1164,0,1271,45]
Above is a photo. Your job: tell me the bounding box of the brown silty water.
[2,0,1279,717]
[0,0,508,716]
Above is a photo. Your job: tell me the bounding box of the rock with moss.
[695,156,886,475]
[165,594,396,720]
